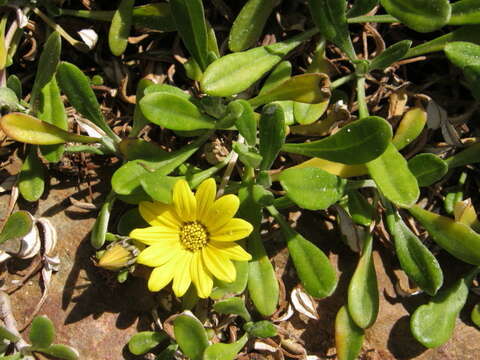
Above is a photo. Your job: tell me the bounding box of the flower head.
[129,179,253,298]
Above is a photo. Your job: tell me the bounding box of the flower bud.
[97,240,139,271]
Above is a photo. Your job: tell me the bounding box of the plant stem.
[59,8,113,21]
[331,73,356,89]
[217,135,244,197]
[32,8,89,52]
[356,76,369,119]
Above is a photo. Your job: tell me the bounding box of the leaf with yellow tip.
[286,158,367,178]
[335,305,364,360]
[0,113,100,145]
[392,106,427,150]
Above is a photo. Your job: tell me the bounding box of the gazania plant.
[1,0,480,359]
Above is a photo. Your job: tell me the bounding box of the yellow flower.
[129,179,253,298]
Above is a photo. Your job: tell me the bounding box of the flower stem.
[347,14,398,24]
[331,73,356,89]
[356,76,369,119]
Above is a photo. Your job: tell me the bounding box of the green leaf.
[213,297,251,321]
[450,0,480,25]
[366,142,419,208]
[233,143,263,169]
[38,344,79,360]
[445,41,480,69]
[173,315,209,360]
[19,147,45,202]
[464,64,480,99]
[308,0,356,59]
[408,153,448,187]
[203,334,248,360]
[411,268,479,348]
[472,303,480,328]
[293,100,329,125]
[201,29,317,96]
[446,142,480,169]
[283,227,337,298]
[140,93,216,131]
[29,316,55,349]
[0,112,99,145]
[282,116,392,165]
[0,211,33,245]
[112,133,208,196]
[108,0,134,56]
[140,175,178,204]
[57,62,118,140]
[249,73,331,108]
[170,0,208,70]
[380,0,451,33]
[405,25,480,58]
[259,103,286,171]
[117,208,149,236]
[348,234,379,328]
[38,79,68,163]
[409,205,480,265]
[347,190,374,226]
[229,0,277,52]
[90,193,116,249]
[130,78,155,137]
[0,326,20,342]
[132,3,175,31]
[384,202,443,296]
[369,40,412,71]
[280,167,346,210]
[0,15,6,70]
[244,320,277,338]
[232,100,257,146]
[259,61,292,96]
[391,106,427,150]
[30,32,61,113]
[6,75,22,99]
[210,261,249,300]
[0,87,20,111]
[128,331,168,355]
[347,0,379,18]
[335,305,364,360]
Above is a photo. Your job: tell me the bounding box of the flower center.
[180,222,208,251]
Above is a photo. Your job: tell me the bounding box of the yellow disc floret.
[180,222,208,251]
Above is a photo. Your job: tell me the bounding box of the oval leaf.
[213,297,251,321]
[19,147,45,202]
[335,305,364,360]
[472,303,480,328]
[249,73,331,108]
[140,93,215,131]
[0,211,33,245]
[173,315,209,360]
[408,153,448,187]
[259,103,285,170]
[40,344,79,360]
[410,268,478,348]
[280,167,346,210]
[384,203,443,295]
[380,0,451,33]
[366,142,419,208]
[0,113,99,145]
[348,234,379,328]
[201,30,316,96]
[203,334,248,360]
[90,193,115,249]
[29,316,55,349]
[282,116,392,165]
[392,106,427,150]
[108,0,134,56]
[128,331,168,355]
[229,0,277,52]
[369,40,412,71]
[409,205,480,265]
[450,0,480,25]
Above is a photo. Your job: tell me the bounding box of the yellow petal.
[139,201,181,229]
[190,252,213,298]
[208,241,252,261]
[173,179,196,222]
[148,259,177,292]
[210,218,253,242]
[202,246,236,282]
[137,243,181,267]
[203,194,240,232]
[129,226,180,245]
[195,178,216,222]
[172,250,193,297]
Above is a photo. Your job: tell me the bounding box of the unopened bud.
[97,240,139,271]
